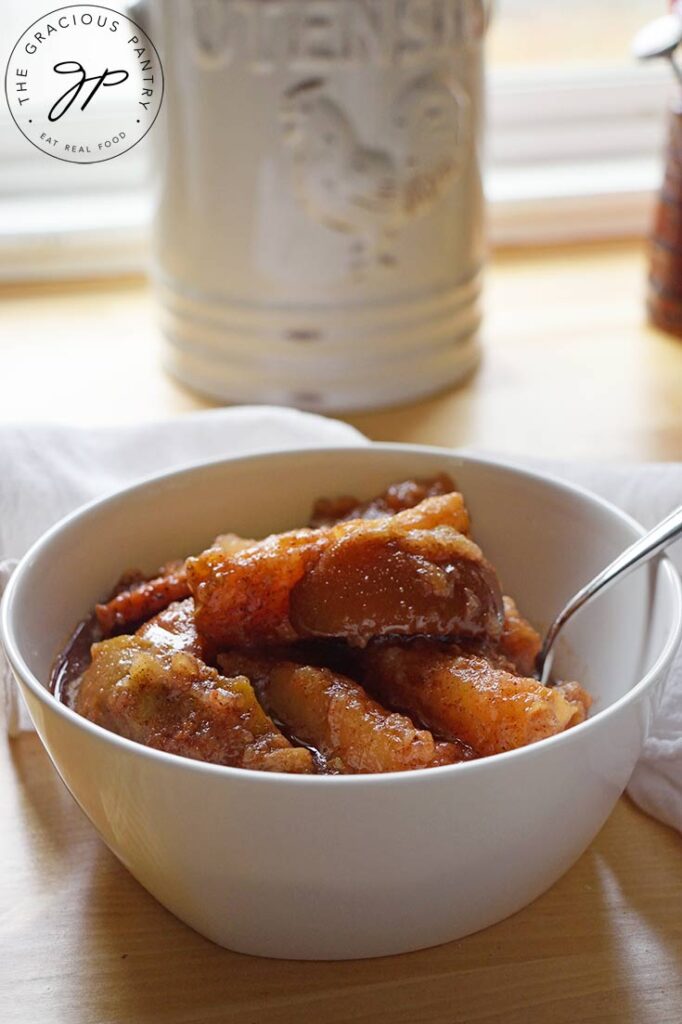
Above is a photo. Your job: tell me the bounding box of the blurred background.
[0,0,670,281]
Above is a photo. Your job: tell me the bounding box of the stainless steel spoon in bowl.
[536,504,682,683]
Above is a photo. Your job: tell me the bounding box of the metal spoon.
[632,13,682,87]
[536,505,682,684]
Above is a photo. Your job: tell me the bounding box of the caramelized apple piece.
[219,652,472,773]
[498,596,542,677]
[310,481,542,674]
[188,492,502,648]
[136,597,204,657]
[311,481,543,676]
[309,473,458,527]
[191,529,326,646]
[76,634,313,772]
[95,535,254,637]
[554,680,593,719]
[362,641,591,757]
[290,527,502,646]
[96,562,190,635]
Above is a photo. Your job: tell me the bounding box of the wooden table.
[1,241,681,1024]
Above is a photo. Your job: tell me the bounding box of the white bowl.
[2,446,680,960]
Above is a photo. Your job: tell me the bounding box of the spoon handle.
[537,504,682,683]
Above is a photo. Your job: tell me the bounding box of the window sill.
[0,157,660,282]
[488,156,659,247]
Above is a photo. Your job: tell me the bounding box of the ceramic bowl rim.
[2,443,680,788]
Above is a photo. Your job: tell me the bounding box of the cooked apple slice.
[188,492,502,648]
[219,651,472,773]
[76,633,313,773]
[362,641,591,757]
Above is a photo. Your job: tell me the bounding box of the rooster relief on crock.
[279,75,470,274]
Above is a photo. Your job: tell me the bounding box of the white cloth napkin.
[0,410,680,833]
[502,457,682,834]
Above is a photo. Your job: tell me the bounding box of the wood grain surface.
[1,241,681,1024]
[0,241,681,459]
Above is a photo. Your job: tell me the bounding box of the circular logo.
[4,4,163,164]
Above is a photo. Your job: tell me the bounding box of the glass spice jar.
[648,105,682,338]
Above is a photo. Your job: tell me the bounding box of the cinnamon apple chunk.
[188,492,503,648]
[498,595,542,677]
[136,597,205,657]
[308,473,459,527]
[76,634,313,772]
[218,652,472,773]
[361,641,591,757]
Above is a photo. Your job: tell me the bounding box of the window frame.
[0,56,672,278]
